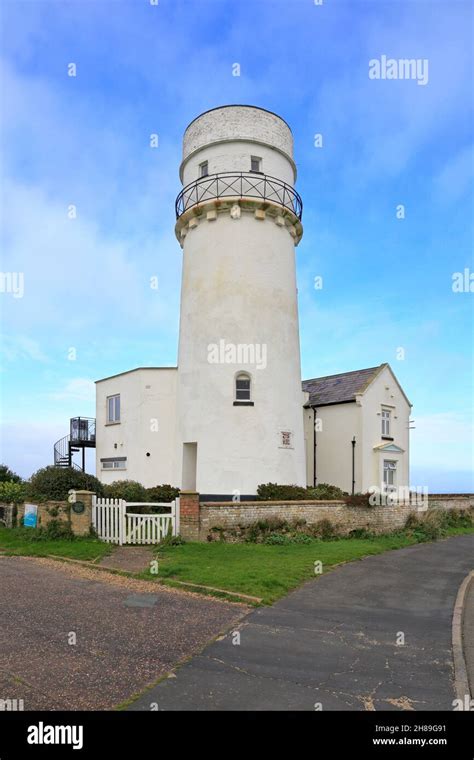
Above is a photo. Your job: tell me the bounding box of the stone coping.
[201,500,347,507]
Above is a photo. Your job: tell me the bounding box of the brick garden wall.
[13,491,94,536]
[179,494,474,542]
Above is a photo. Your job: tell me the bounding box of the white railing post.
[175,498,180,537]
[120,499,126,546]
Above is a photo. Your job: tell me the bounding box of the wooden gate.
[92,497,179,545]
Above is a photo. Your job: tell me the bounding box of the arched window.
[235,372,251,402]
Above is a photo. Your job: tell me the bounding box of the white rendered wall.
[182,142,295,188]
[359,366,411,491]
[95,368,177,487]
[181,105,296,184]
[304,403,362,493]
[176,106,306,495]
[303,366,411,494]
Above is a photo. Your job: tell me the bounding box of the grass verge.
[148,526,474,605]
[0,527,112,561]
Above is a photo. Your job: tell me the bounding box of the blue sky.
[1,0,472,490]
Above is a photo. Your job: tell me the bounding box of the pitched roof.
[302,365,385,406]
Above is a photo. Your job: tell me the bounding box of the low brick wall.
[17,500,70,528]
[0,503,15,528]
[427,495,474,510]
[14,491,94,536]
[185,494,474,542]
[199,500,412,541]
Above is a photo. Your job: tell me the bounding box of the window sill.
[381,436,394,441]
[105,421,121,426]
[233,401,254,406]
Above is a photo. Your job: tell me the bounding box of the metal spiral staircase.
[53,417,96,472]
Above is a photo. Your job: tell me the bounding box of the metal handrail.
[175,172,303,220]
[70,417,96,444]
[53,434,82,470]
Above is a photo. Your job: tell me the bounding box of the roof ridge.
[302,365,382,384]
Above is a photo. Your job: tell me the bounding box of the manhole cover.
[124,593,159,608]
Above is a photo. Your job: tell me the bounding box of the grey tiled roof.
[302,365,384,406]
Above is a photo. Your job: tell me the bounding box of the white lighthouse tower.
[175,105,306,498]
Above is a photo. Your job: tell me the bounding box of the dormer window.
[199,161,209,178]
[250,156,262,173]
[233,373,254,406]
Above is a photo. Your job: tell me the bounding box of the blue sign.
[23,504,38,528]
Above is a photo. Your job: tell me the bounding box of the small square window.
[199,161,209,178]
[250,156,262,173]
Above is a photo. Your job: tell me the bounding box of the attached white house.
[88,105,413,499]
[95,361,411,497]
[303,363,411,494]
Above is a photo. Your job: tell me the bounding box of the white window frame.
[106,394,120,424]
[101,458,126,471]
[381,408,391,437]
[383,460,397,490]
[235,373,251,401]
[250,155,262,173]
[199,161,209,178]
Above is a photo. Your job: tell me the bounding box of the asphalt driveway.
[130,533,474,711]
[0,556,246,710]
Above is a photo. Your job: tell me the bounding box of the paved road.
[0,557,246,710]
[130,534,474,711]
[463,575,474,698]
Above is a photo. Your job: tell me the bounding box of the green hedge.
[256,482,346,501]
[0,480,27,504]
[27,466,105,502]
[102,481,180,504]
[0,464,22,484]
[145,484,180,503]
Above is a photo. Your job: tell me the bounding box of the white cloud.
[1,335,49,363]
[48,378,95,403]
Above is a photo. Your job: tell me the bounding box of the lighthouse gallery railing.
[175,172,303,220]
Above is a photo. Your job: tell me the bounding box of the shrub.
[344,492,373,508]
[0,465,22,484]
[39,519,75,541]
[306,483,347,500]
[27,467,104,502]
[348,527,373,539]
[309,518,339,540]
[145,484,180,503]
[257,483,309,501]
[103,480,146,502]
[257,482,346,501]
[264,532,292,545]
[14,520,75,541]
[402,508,472,542]
[0,480,26,504]
[159,533,185,547]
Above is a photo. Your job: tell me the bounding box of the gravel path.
[0,556,248,710]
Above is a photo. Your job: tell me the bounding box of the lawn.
[153,526,474,604]
[0,527,112,561]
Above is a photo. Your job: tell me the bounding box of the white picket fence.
[92,497,179,545]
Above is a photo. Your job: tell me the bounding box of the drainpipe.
[351,436,356,495]
[311,406,317,487]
